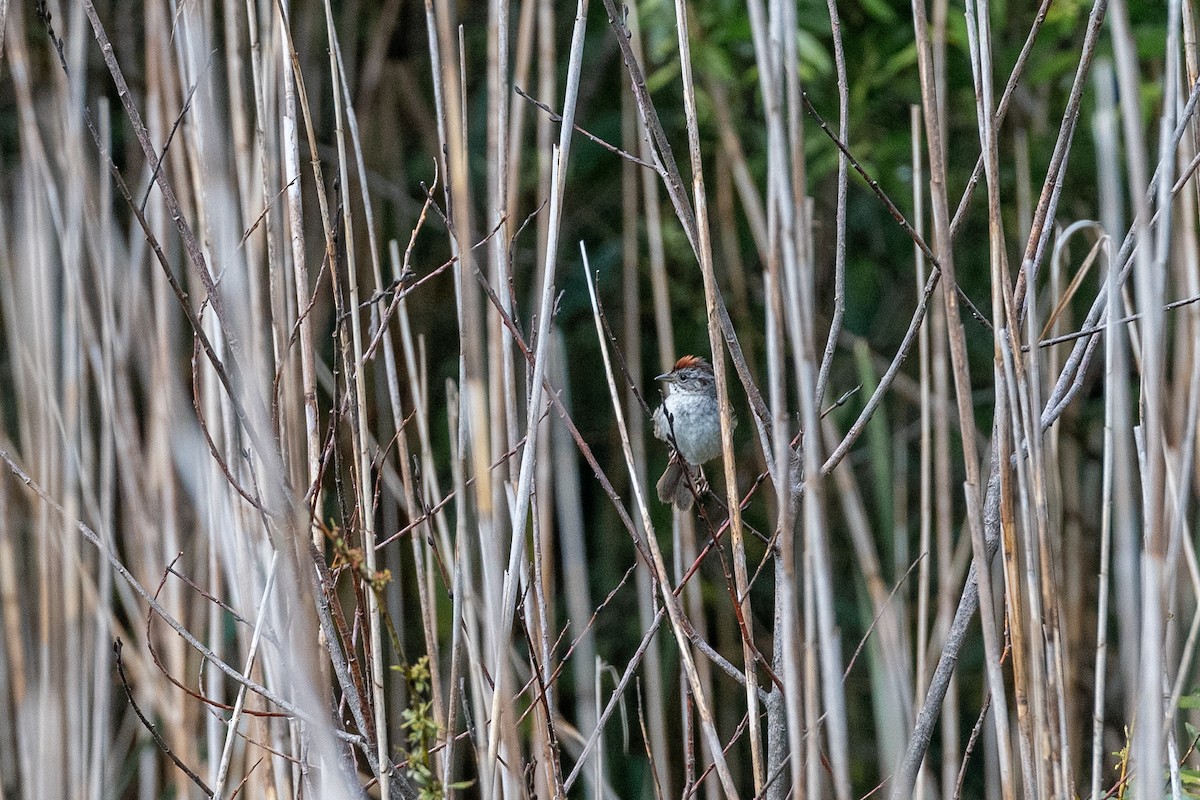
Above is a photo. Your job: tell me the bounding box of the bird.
[652,355,731,510]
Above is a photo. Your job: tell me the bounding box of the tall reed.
[0,1,1195,798]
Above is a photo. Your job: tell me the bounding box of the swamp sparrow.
[653,355,733,510]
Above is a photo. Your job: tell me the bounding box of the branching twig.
[114,639,214,798]
[514,84,656,169]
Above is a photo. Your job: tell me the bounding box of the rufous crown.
[673,354,710,371]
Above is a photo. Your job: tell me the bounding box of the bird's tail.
[657,458,701,511]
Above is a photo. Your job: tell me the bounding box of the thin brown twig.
[592,272,654,416]
[143,557,285,719]
[114,638,215,798]
[691,500,784,694]
[518,606,568,796]
[842,555,924,680]
[137,62,206,213]
[799,91,991,332]
[189,338,269,512]
[375,417,540,552]
[363,213,509,361]
[514,84,656,169]
[684,711,754,799]
[636,680,667,800]
[1034,291,1200,348]
[81,0,277,466]
[166,564,280,648]
[237,176,300,251]
[952,692,992,800]
[228,757,265,800]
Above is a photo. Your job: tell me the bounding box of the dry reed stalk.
[813,0,849,409]
[964,0,1024,794]
[1170,0,1200,746]
[669,0,762,794]
[318,5,390,796]
[1110,0,1170,795]
[619,7,675,792]
[581,242,740,798]
[488,0,518,481]
[909,101,935,800]
[617,50,663,795]
[482,3,588,794]
[734,2,810,796]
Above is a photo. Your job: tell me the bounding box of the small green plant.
[327,521,392,592]
[396,656,472,800]
[1113,727,1131,800]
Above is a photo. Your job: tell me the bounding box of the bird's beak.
[655,371,675,383]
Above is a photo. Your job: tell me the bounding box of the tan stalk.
[910,103,934,800]
[317,5,390,796]
[618,30,669,793]
[582,245,741,799]
[669,2,761,794]
[275,0,322,535]
[484,4,590,791]
[964,1,1025,797]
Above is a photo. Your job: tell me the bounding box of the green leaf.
[857,0,898,24]
[647,60,682,94]
[798,30,833,81]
